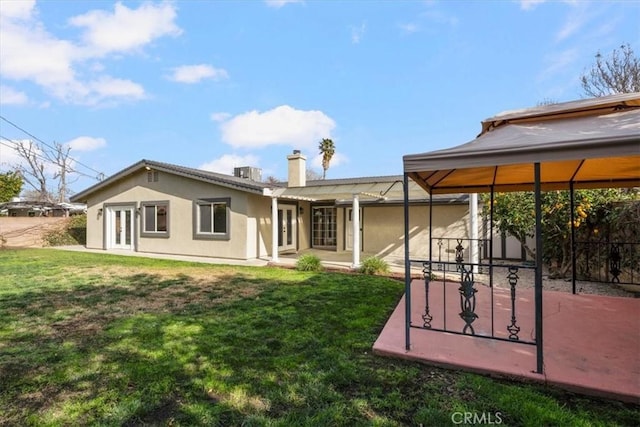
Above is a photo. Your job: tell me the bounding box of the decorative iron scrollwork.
[609,244,621,284]
[506,266,521,340]
[422,262,432,328]
[455,239,464,266]
[458,265,478,334]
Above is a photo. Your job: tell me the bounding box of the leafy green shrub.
[295,254,323,272]
[359,256,390,275]
[44,215,87,246]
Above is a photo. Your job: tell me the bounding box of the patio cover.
[273,178,439,202]
[404,93,640,194]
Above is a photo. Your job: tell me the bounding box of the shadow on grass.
[1,271,416,425]
[1,267,638,426]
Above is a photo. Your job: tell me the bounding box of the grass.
[0,249,637,426]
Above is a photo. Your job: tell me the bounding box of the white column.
[271,197,279,263]
[352,193,360,268]
[469,193,479,272]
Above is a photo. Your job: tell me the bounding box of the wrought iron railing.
[575,241,639,285]
[432,237,489,273]
[410,237,536,346]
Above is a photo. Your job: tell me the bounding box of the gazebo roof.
[404,93,640,194]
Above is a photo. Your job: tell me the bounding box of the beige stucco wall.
[84,170,272,260]
[345,204,470,260]
[297,201,311,250]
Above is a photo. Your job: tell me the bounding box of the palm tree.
[318,138,335,179]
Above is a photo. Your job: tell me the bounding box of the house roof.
[70,159,274,202]
[275,176,466,203]
[404,92,640,194]
[71,158,468,205]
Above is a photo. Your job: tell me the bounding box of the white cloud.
[0,0,36,20]
[0,138,58,175]
[520,0,547,11]
[0,12,77,87]
[555,4,591,42]
[87,76,145,100]
[169,64,229,84]
[264,0,303,9]
[211,112,232,122]
[220,105,335,150]
[0,1,181,106]
[0,85,28,105]
[66,136,107,152]
[199,154,260,175]
[0,139,27,169]
[351,22,366,44]
[539,48,579,80]
[69,1,182,57]
[399,23,420,34]
[310,152,348,172]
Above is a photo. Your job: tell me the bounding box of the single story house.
[70,151,474,266]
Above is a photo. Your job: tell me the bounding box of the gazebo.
[374,93,640,401]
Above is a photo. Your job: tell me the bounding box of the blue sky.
[1,0,639,195]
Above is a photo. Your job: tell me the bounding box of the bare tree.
[13,140,51,202]
[580,43,640,97]
[305,168,323,181]
[11,139,77,202]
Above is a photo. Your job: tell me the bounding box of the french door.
[106,205,135,250]
[278,206,296,252]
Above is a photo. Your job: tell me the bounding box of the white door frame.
[278,205,296,253]
[345,206,363,251]
[105,204,135,250]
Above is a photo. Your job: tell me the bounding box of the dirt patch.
[0,217,68,248]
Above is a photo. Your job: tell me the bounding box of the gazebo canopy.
[404,93,640,194]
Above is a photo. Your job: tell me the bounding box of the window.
[140,201,169,237]
[147,170,159,182]
[312,206,337,248]
[194,198,230,240]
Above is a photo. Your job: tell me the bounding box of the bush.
[359,256,390,275]
[295,254,323,272]
[44,214,87,246]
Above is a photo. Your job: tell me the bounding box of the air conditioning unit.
[234,166,262,182]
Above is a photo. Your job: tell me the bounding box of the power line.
[0,115,105,180]
[0,136,102,181]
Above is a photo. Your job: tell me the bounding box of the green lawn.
[0,249,637,426]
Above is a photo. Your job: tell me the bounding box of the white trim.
[352,194,360,268]
[271,198,279,262]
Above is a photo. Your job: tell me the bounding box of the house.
[0,200,86,217]
[70,151,473,265]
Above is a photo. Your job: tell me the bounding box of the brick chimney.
[287,150,306,187]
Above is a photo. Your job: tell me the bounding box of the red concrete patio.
[373,279,640,403]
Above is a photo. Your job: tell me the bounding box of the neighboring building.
[70,152,472,264]
[0,201,86,217]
